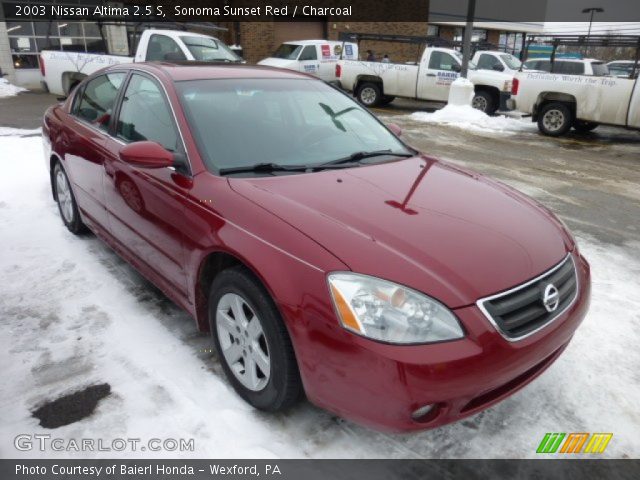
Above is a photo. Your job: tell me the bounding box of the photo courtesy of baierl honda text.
[1,1,639,479]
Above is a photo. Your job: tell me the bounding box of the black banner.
[2,459,640,480]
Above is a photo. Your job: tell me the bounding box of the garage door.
[273,22,325,45]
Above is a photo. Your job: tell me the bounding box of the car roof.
[107,62,315,81]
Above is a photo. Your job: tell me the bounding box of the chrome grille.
[477,254,578,341]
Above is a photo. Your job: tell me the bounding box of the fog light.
[411,404,435,421]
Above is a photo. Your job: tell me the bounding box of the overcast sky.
[544,22,640,35]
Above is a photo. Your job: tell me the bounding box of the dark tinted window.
[75,73,126,130]
[477,54,501,70]
[117,74,179,151]
[299,45,317,61]
[554,62,584,75]
[428,51,459,71]
[591,62,609,76]
[145,34,187,62]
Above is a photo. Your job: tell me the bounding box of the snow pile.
[0,77,27,97]
[410,104,536,135]
[0,126,41,136]
[0,130,639,459]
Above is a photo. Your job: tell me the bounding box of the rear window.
[590,62,609,76]
[554,62,584,75]
[272,44,303,60]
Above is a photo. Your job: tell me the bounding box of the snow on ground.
[0,78,27,98]
[410,104,537,135]
[0,131,639,459]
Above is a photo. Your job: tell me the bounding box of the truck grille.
[477,254,578,341]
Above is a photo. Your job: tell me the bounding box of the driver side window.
[428,51,459,71]
[74,73,126,131]
[299,45,317,61]
[477,54,500,70]
[146,35,187,62]
[116,74,180,152]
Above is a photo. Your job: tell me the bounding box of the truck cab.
[472,51,523,75]
[258,40,358,83]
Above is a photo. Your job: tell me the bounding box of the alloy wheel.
[56,169,74,223]
[542,109,565,132]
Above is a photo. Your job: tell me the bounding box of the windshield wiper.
[315,150,414,168]
[218,162,310,175]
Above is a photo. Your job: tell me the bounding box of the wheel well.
[62,72,87,95]
[355,75,383,94]
[474,85,500,103]
[533,92,577,120]
[195,251,248,332]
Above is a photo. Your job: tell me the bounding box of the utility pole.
[460,0,476,78]
[582,7,604,55]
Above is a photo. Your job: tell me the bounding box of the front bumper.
[299,252,591,432]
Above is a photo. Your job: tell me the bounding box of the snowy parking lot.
[1,102,639,459]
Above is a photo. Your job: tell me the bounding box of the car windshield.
[180,36,242,62]
[176,78,412,174]
[500,54,522,69]
[272,44,304,60]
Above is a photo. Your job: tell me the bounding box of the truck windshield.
[500,54,522,69]
[180,36,242,62]
[272,44,304,60]
[176,78,411,174]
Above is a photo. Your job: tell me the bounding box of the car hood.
[257,58,297,69]
[229,157,571,308]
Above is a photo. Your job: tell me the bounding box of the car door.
[417,50,460,101]
[102,72,189,296]
[63,72,126,229]
[297,45,321,77]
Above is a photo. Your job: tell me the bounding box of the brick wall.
[328,22,430,63]
[237,23,276,64]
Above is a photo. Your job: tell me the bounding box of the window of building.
[4,2,106,70]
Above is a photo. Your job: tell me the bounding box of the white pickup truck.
[40,29,241,96]
[337,47,513,113]
[509,70,640,136]
[471,50,523,75]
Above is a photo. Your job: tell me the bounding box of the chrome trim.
[476,253,578,342]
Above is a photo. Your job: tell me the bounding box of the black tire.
[537,102,573,137]
[379,95,396,107]
[472,90,496,114]
[356,82,382,107]
[573,120,598,133]
[209,266,302,412]
[52,162,87,234]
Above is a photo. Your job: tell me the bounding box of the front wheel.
[356,82,382,107]
[537,102,573,137]
[472,91,495,114]
[53,162,87,234]
[209,266,302,411]
[573,120,598,133]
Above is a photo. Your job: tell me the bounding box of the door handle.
[426,73,436,77]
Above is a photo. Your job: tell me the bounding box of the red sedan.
[42,62,590,432]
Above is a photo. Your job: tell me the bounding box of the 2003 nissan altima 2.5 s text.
[43,62,590,431]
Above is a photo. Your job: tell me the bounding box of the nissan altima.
[42,62,590,431]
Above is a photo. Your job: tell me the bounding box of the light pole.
[460,0,476,78]
[582,7,604,54]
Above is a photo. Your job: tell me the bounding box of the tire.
[573,120,598,133]
[356,82,382,107]
[472,90,495,114]
[209,266,302,412]
[537,102,573,137]
[53,162,87,234]
[379,95,395,107]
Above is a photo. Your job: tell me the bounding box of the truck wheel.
[537,102,573,136]
[472,91,495,114]
[573,120,598,133]
[357,83,382,107]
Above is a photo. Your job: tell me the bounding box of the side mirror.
[492,64,505,72]
[119,141,174,168]
[452,63,461,73]
[387,123,402,137]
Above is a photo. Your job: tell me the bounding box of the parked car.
[607,60,639,78]
[337,45,513,113]
[509,67,640,136]
[40,29,242,96]
[472,50,523,75]
[522,58,609,76]
[258,40,358,84]
[43,62,590,432]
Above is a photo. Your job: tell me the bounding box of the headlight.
[327,273,464,344]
